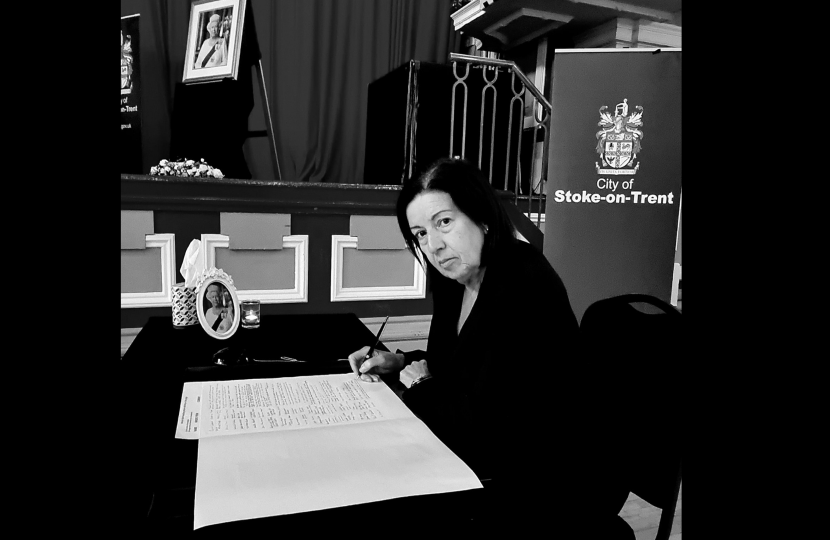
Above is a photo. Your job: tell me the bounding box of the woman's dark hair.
[396,157,516,269]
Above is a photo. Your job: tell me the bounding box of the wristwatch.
[396,349,432,388]
[410,374,432,388]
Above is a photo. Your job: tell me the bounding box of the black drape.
[119,0,461,182]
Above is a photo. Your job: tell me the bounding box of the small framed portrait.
[182,0,248,84]
[195,268,240,339]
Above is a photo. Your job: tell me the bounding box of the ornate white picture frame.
[195,268,240,339]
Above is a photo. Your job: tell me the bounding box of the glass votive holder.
[240,300,261,329]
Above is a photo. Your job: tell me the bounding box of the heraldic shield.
[596,99,643,172]
[603,134,634,169]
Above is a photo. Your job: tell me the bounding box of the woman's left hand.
[400,359,431,388]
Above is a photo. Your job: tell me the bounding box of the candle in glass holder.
[240,300,260,328]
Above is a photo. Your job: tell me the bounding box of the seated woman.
[347,158,631,536]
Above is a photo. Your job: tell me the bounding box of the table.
[118,314,485,535]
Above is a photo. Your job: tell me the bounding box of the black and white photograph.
[182,0,247,84]
[121,1,682,536]
[196,276,239,339]
[192,10,230,70]
[202,282,233,333]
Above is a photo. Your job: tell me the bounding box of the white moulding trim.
[331,235,427,302]
[201,233,309,304]
[121,233,176,308]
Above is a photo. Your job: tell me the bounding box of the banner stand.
[542,48,682,323]
[120,14,143,174]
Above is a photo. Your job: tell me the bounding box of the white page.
[175,381,203,440]
[189,373,482,529]
[199,373,413,437]
[195,416,482,529]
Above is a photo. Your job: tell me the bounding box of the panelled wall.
[120,174,547,356]
[121,175,434,347]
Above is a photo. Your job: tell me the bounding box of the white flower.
[150,158,225,178]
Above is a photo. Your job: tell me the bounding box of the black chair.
[579,293,682,540]
[631,457,682,540]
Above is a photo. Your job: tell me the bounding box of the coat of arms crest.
[595,99,643,174]
[121,30,134,94]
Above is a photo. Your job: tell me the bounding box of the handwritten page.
[176,374,412,439]
[202,375,408,437]
[180,373,482,530]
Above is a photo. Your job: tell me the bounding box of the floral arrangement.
[149,158,224,179]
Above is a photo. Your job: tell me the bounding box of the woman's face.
[207,22,218,38]
[406,190,485,286]
[206,285,221,308]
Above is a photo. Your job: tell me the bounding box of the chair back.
[581,294,680,353]
[580,293,681,394]
[579,293,682,540]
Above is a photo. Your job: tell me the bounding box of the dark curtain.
[120,0,461,182]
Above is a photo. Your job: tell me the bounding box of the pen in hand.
[358,316,389,380]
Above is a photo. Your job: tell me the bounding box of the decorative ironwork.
[478,65,499,182]
[449,53,551,229]
[449,62,471,159]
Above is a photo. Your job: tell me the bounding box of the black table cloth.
[117,314,482,536]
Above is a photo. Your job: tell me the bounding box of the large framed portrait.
[182,0,248,84]
[195,268,240,339]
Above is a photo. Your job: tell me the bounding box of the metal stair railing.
[448,52,551,229]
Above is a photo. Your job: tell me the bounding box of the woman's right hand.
[346,347,405,383]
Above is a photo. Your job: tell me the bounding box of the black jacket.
[402,239,630,533]
[403,239,578,478]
